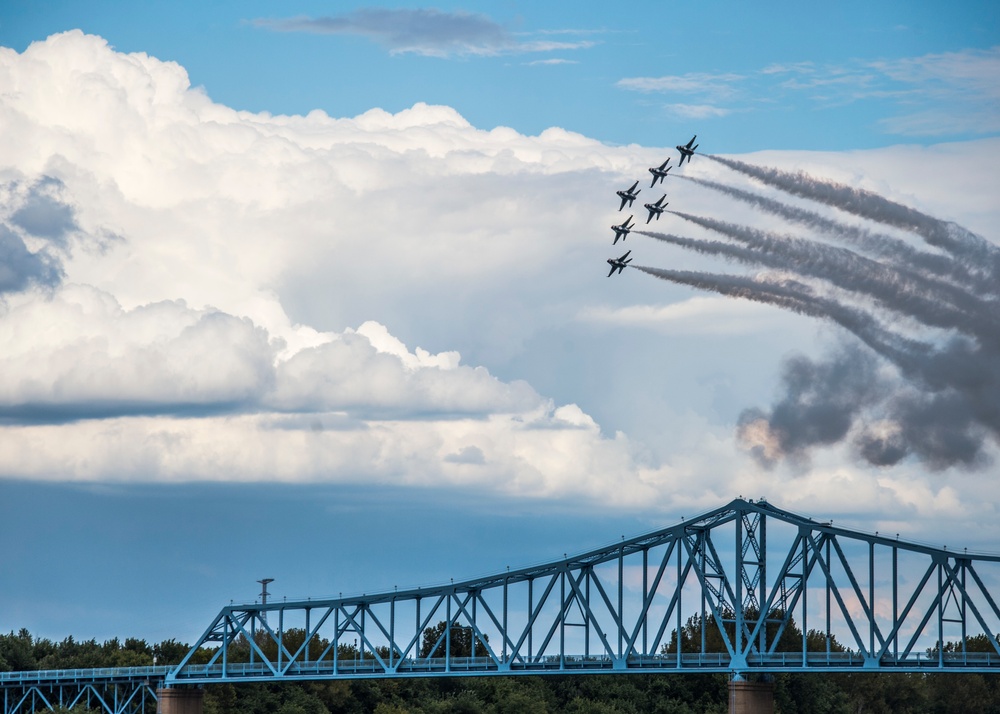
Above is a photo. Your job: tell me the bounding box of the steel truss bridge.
[4,498,1000,712]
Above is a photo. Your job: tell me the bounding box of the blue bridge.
[4,498,999,713]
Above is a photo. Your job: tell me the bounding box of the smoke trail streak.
[630,155,1000,469]
[705,154,1000,277]
[633,265,927,368]
[651,214,999,343]
[677,174,994,294]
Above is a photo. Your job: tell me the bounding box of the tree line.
[2,613,998,714]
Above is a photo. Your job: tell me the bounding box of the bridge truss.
[166,498,1000,684]
[0,667,167,714]
[5,498,1000,713]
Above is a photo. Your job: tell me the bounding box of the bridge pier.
[157,687,204,714]
[728,678,774,714]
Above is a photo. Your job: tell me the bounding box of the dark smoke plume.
[631,156,1000,470]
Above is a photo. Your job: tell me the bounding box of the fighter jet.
[648,159,672,187]
[607,250,632,276]
[643,194,668,223]
[676,135,698,166]
[616,180,641,211]
[611,215,635,244]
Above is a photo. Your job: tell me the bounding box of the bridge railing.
[0,666,170,685]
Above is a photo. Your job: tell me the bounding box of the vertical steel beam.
[937,562,944,668]
[642,547,649,655]
[528,578,534,661]
[618,547,624,660]
[560,569,566,668]
[801,533,808,667]
[825,537,832,656]
[503,577,508,663]
[893,544,898,662]
[961,561,968,663]
[305,608,311,663]
[736,512,744,658]
[333,608,339,673]
[278,608,284,671]
[699,535,706,655]
[677,536,683,667]
[869,540,875,659]
[759,513,767,655]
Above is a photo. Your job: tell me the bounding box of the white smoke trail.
[651,214,999,343]
[629,157,1000,470]
[705,154,1000,278]
[678,174,994,294]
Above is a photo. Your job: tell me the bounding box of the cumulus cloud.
[0,31,684,502]
[0,285,275,421]
[0,285,543,422]
[0,31,998,525]
[253,9,595,58]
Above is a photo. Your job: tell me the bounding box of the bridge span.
[4,498,999,713]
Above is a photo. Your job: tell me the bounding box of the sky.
[0,1,998,647]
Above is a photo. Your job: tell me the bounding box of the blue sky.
[0,2,999,647]
[3,1,999,150]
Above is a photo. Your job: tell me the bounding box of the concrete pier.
[157,687,204,714]
[728,679,774,714]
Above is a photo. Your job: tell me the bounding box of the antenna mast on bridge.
[257,578,274,622]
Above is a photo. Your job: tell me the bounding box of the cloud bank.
[0,30,673,506]
[1,31,999,531]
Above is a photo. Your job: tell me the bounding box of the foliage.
[3,622,999,713]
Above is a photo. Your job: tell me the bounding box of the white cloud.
[0,31,999,536]
[524,58,579,66]
[0,285,274,415]
[616,72,745,99]
[617,46,1000,138]
[664,103,732,119]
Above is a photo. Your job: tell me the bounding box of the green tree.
[154,638,193,665]
[0,629,37,671]
[419,622,490,659]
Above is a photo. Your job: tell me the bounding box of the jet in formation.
[648,159,672,187]
[607,250,632,276]
[676,135,698,166]
[616,180,641,211]
[611,215,635,244]
[644,195,668,223]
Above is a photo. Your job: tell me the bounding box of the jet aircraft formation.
[606,136,698,276]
